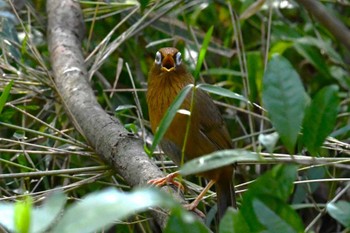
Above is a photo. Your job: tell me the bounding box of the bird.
[147,47,236,219]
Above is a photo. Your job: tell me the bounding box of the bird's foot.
[147,171,184,191]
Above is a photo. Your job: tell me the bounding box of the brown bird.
[147,47,236,219]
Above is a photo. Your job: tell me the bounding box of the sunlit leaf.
[247,51,264,102]
[197,84,249,103]
[0,191,66,233]
[194,26,213,79]
[14,196,32,233]
[180,149,259,176]
[115,104,136,112]
[327,201,350,227]
[52,188,177,233]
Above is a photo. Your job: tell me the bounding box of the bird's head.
[154,47,182,72]
[148,47,194,90]
[149,47,189,77]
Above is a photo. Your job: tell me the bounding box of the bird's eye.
[175,52,182,66]
[155,51,162,65]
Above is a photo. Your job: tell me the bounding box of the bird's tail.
[216,174,236,220]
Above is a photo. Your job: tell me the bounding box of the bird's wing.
[195,89,233,150]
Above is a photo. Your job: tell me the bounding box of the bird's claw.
[147,172,184,191]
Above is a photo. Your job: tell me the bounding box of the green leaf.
[0,80,14,114]
[253,198,303,233]
[30,191,67,233]
[295,37,343,67]
[294,42,331,79]
[150,84,194,154]
[14,196,32,233]
[165,207,210,233]
[0,203,17,232]
[262,55,307,154]
[52,188,177,233]
[240,165,299,232]
[327,201,350,227]
[292,167,325,204]
[180,149,259,176]
[247,51,264,102]
[219,208,251,233]
[302,85,339,155]
[197,84,249,103]
[0,191,66,233]
[194,26,213,79]
[269,41,293,57]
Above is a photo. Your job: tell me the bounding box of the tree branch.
[296,0,350,52]
[46,0,187,229]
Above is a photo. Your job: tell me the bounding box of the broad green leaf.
[240,165,298,232]
[262,55,307,154]
[0,80,14,114]
[0,203,16,232]
[52,188,177,233]
[219,208,251,233]
[253,198,303,233]
[197,84,249,103]
[165,207,210,233]
[180,149,259,176]
[15,196,32,233]
[30,191,67,233]
[302,85,339,155]
[292,167,325,204]
[327,201,350,227]
[150,84,194,153]
[194,26,213,79]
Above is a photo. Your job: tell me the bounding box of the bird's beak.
[161,55,175,72]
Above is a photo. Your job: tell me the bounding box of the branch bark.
[296,0,350,52]
[46,0,187,229]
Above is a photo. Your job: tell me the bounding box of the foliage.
[0,0,349,232]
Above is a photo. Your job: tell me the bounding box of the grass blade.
[0,80,14,114]
[194,26,214,79]
[150,84,194,154]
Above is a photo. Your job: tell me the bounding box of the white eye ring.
[175,52,182,66]
[155,51,162,65]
